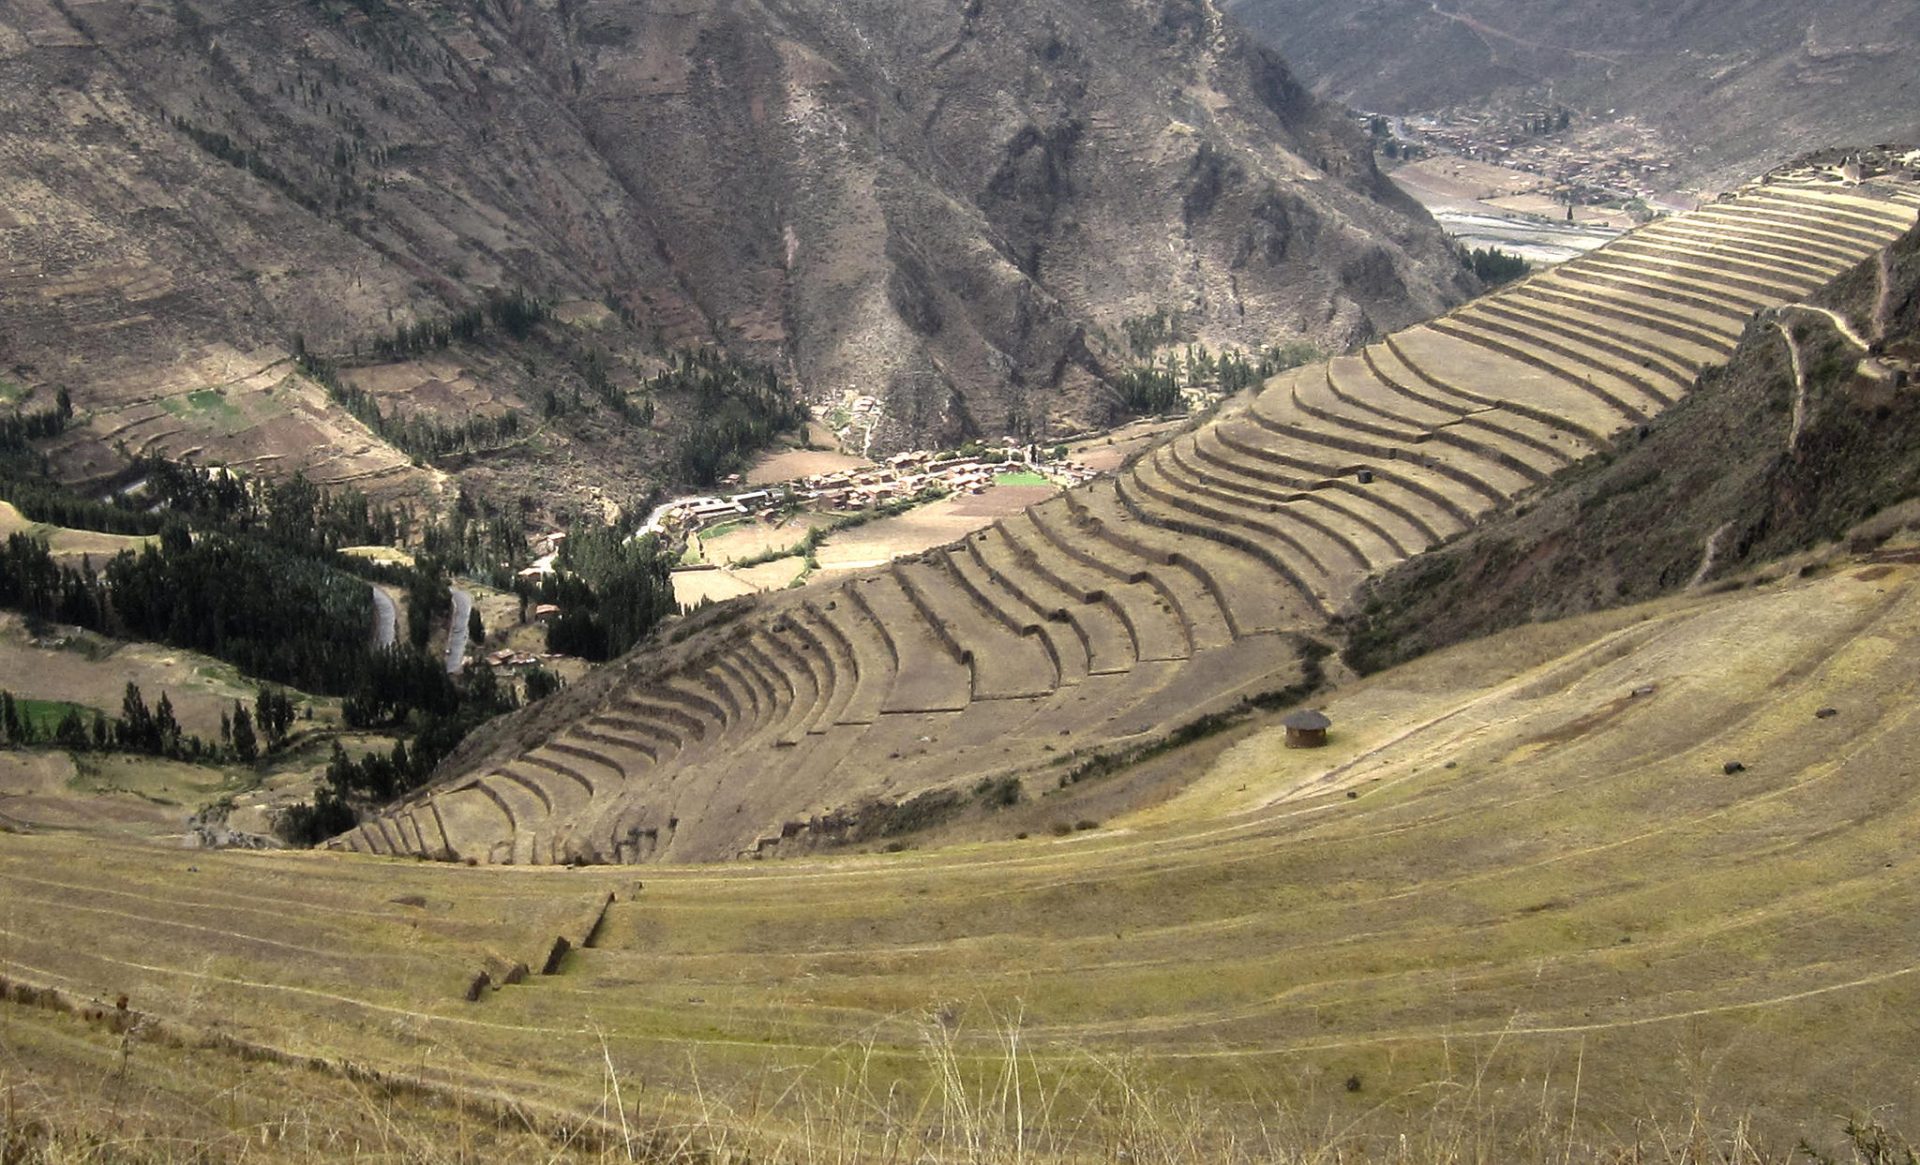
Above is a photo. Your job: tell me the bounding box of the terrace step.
[790,601,862,729]
[1244,392,1532,507]
[1184,425,1443,555]
[658,676,731,735]
[748,632,821,746]
[569,720,664,768]
[696,656,752,725]
[1162,433,1399,565]
[1414,321,1657,427]
[353,821,390,856]
[421,801,457,857]
[499,760,592,861]
[1462,296,1710,389]
[1688,203,1886,260]
[1290,364,1429,442]
[480,771,553,865]
[1668,208,1872,268]
[716,642,789,749]
[589,700,695,759]
[939,545,1082,687]
[968,523,1135,675]
[376,809,418,855]
[1509,279,1740,357]
[1072,475,1299,635]
[894,559,1058,700]
[843,573,973,714]
[1440,307,1683,409]
[1385,327,1636,447]
[1749,189,1918,235]
[812,593,897,725]
[1632,221,1845,284]
[1603,236,1826,300]
[518,751,600,808]
[1206,416,1481,538]
[539,739,631,790]
[1294,362,1577,482]
[1571,251,1781,314]
[434,782,517,863]
[1026,494,1213,653]
[1126,446,1350,598]
[766,613,842,738]
[997,511,1186,663]
[1322,354,1465,431]
[1547,260,1755,330]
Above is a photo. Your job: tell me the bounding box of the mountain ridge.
[0,0,1471,508]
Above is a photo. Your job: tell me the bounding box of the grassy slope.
[4,555,1920,1160]
[1344,218,1920,675]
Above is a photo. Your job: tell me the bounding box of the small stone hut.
[1283,709,1331,749]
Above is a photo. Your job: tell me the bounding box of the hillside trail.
[1152,960,1920,1059]
[1426,0,1625,68]
[1874,245,1894,342]
[1687,520,1734,589]
[1775,320,1811,453]
[1786,302,1871,351]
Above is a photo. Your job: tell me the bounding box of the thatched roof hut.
[1283,708,1331,749]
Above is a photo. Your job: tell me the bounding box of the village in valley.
[492,393,1184,616]
[642,437,1098,540]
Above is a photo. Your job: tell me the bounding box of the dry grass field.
[5,558,1919,1160]
[674,484,1063,605]
[810,484,1061,571]
[746,447,874,486]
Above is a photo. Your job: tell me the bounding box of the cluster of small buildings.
[640,443,1100,540]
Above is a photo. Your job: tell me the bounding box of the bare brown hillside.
[0,0,1470,505]
[1226,0,1920,188]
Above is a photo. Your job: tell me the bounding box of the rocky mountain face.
[0,0,1469,497]
[1226,0,1920,188]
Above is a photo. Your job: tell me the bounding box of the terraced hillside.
[342,169,1920,867]
[12,554,1920,1157]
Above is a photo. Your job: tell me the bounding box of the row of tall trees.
[361,287,552,360]
[1467,245,1529,285]
[0,681,294,767]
